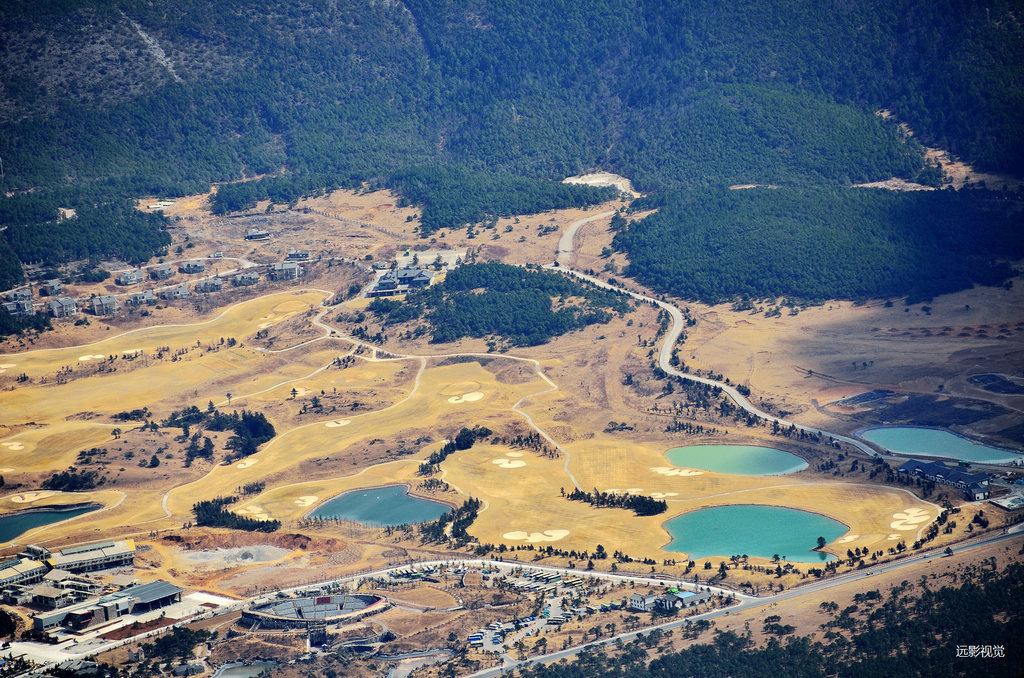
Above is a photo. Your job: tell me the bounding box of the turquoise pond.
[857,426,1022,464]
[308,485,451,527]
[0,505,100,543]
[663,505,847,563]
[665,444,808,475]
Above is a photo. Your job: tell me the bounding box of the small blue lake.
[308,485,451,527]
[663,505,847,562]
[665,445,808,475]
[0,504,100,543]
[857,426,1022,464]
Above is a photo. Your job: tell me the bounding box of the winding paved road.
[551,213,880,458]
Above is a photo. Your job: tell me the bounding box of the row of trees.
[565,488,668,516]
[191,496,280,532]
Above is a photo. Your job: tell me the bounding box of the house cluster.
[898,459,991,501]
[0,540,183,633]
[367,267,433,297]
[628,588,712,613]
[2,287,33,316]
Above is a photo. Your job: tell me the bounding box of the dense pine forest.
[0,0,1021,298]
[616,188,1024,304]
[367,262,632,346]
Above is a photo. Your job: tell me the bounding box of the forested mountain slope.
[0,0,1020,298]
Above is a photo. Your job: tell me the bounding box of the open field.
[2,186,1021,653]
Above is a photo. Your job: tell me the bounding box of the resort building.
[233,271,260,286]
[269,261,304,280]
[0,557,48,588]
[2,299,33,316]
[90,295,120,315]
[40,279,63,296]
[32,580,182,631]
[898,460,991,501]
[116,270,143,286]
[179,260,206,274]
[126,290,156,306]
[43,540,136,573]
[151,263,174,280]
[195,277,224,293]
[48,297,78,318]
[367,267,433,297]
[159,284,190,301]
[628,589,711,612]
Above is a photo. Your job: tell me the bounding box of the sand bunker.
[291,387,312,397]
[448,391,484,404]
[235,505,270,520]
[492,458,526,469]
[503,529,570,543]
[78,354,105,362]
[10,491,56,504]
[888,534,903,540]
[0,363,15,373]
[325,419,351,428]
[835,534,859,544]
[650,466,704,477]
[604,488,644,495]
[257,322,274,329]
[440,381,481,396]
[0,467,14,473]
[890,507,930,531]
[236,458,259,469]
[1,442,26,451]
[505,452,524,458]
[294,495,319,507]
[650,492,679,499]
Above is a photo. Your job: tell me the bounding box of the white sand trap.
[505,451,524,458]
[0,467,15,473]
[835,534,859,544]
[890,507,930,531]
[503,529,570,543]
[448,391,484,404]
[887,534,903,540]
[291,387,312,397]
[650,492,679,499]
[236,458,259,469]
[294,495,319,507]
[492,459,526,469]
[78,354,105,362]
[0,363,15,369]
[10,491,56,504]
[257,322,274,329]
[326,419,351,428]
[1,442,26,451]
[236,505,269,520]
[605,487,644,495]
[650,466,704,477]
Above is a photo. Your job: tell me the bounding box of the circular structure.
[242,593,388,630]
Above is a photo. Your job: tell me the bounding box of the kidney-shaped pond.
[0,504,101,543]
[665,445,808,475]
[857,426,1021,464]
[308,485,451,527]
[663,505,847,562]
